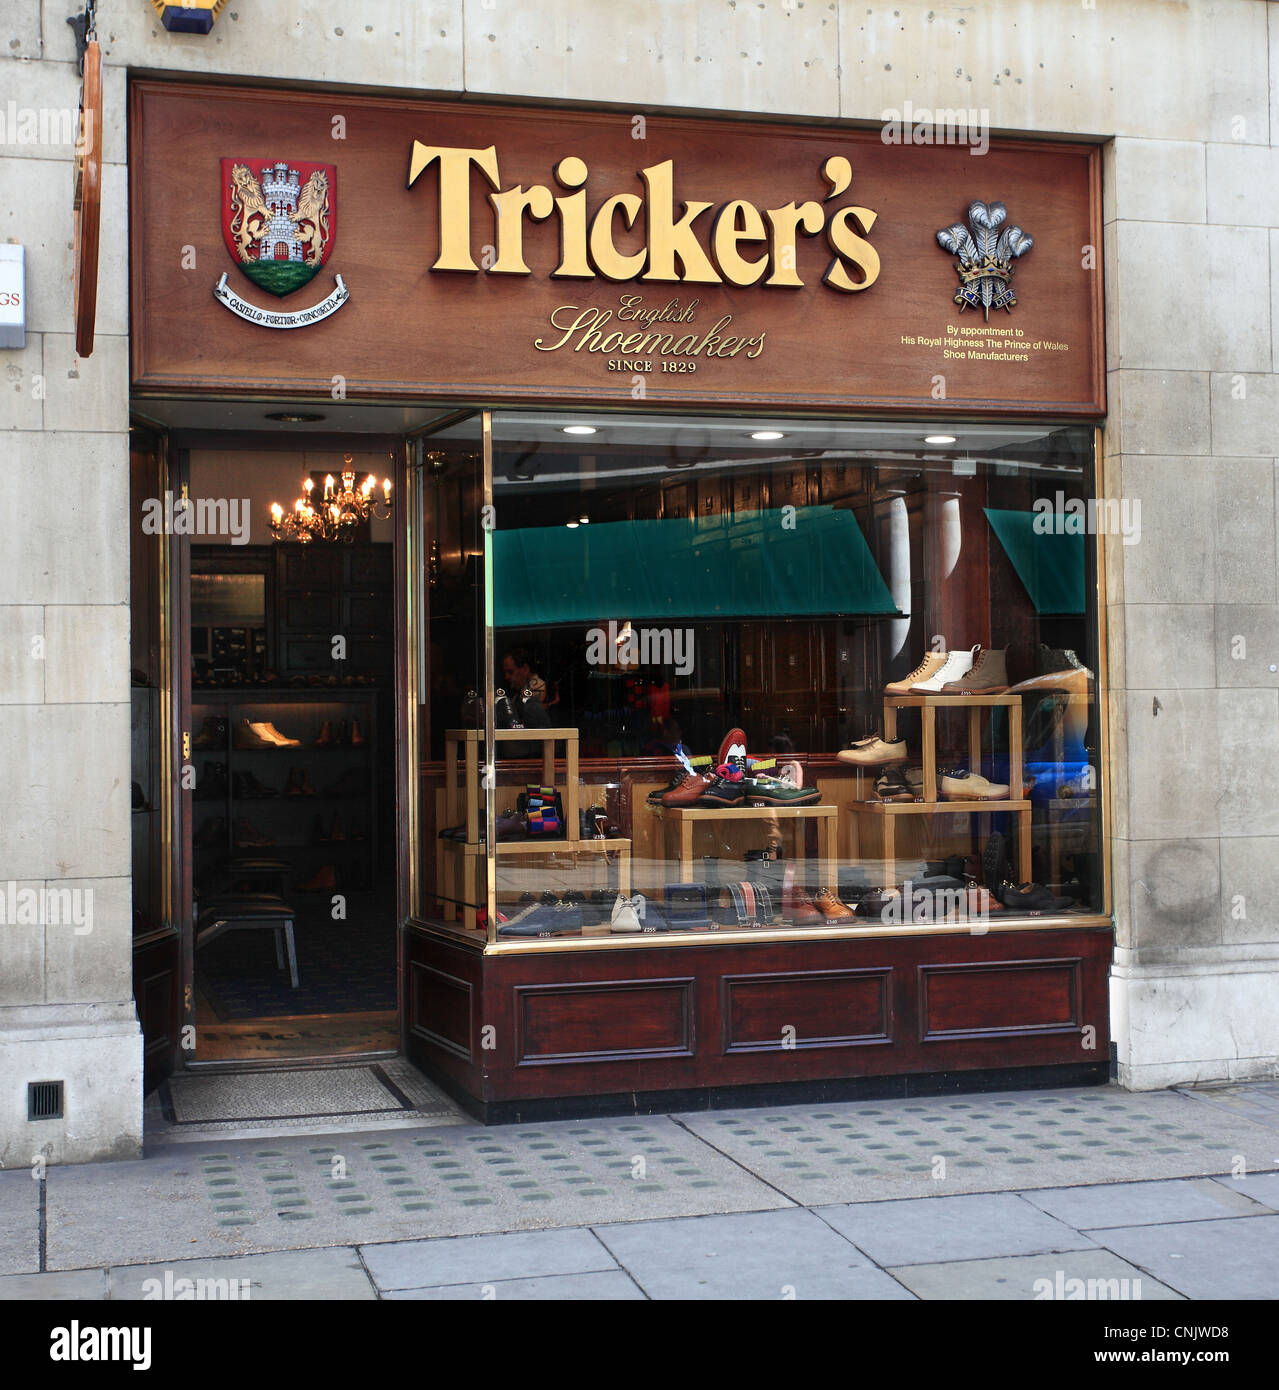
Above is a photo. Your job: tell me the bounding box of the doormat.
[164,1062,457,1126]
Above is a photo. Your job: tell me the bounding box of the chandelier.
[269,455,392,543]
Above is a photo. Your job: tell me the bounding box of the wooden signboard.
[129,81,1103,416]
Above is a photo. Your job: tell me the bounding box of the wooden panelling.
[130,83,1103,416]
[722,968,893,1052]
[408,961,474,1061]
[514,978,695,1065]
[919,958,1081,1042]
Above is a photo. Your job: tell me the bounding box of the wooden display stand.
[850,693,1033,887]
[651,803,838,891]
[439,728,630,932]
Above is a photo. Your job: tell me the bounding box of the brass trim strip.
[1093,422,1113,920]
[481,409,497,946]
[404,450,421,918]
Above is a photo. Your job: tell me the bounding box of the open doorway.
[182,440,400,1061]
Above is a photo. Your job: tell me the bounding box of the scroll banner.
[213,272,348,328]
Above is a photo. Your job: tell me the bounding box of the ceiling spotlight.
[750,431,785,441]
[924,434,957,445]
[562,425,598,435]
[565,520,579,529]
[266,411,326,423]
[578,515,590,524]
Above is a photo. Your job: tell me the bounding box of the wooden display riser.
[650,803,837,890]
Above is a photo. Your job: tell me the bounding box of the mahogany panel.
[130,82,1103,416]
[514,978,695,1065]
[408,961,474,1061]
[403,926,484,1098]
[722,968,893,1053]
[919,958,1080,1042]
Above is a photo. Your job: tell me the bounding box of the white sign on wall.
[0,245,25,349]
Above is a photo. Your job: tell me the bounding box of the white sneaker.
[610,893,644,933]
[911,645,980,692]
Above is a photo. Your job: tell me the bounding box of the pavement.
[3,1079,1279,1300]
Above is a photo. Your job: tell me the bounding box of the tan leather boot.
[941,646,1009,693]
[885,652,947,694]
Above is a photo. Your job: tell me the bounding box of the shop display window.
[417,412,1104,945]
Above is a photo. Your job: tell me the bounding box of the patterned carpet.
[196,904,396,1021]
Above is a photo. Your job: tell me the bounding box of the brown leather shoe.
[812,887,855,920]
[660,771,713,807]
[941,646,1009,693]
[313,720,334,747]
[886,652,947,695]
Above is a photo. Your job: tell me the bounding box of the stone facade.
[1,0,1275,1161]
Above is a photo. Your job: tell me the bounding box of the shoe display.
[660,770,714,807]
[911,645,980,692]
[874,768,916,802]
[741,775,821,807]
[195,761,229,801]
[313,720,335,747]
[696,771,747,808]
[940,768,1010,800]
[982,832,1010,891]
[994,880,1075,912]
[232,817,274,848]
[192,716,227,749]
[837,736,907,766]
[717,728,748,768]
[233,770,277,799]
[940,646,1009,694]
[233,718,276,750]
[298,864,338,892]
[885,652,948,695]
[610,893,644,933]
[812,887,855,920]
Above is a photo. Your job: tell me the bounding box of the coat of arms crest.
[936,200,1033,320]
[213,157,349,328]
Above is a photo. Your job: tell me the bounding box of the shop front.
[128,79,1109,1119]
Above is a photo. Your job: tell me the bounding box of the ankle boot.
[284,767,305,797]
[313,720,334,747]
[329,814,346,842]
[298,769,317,797]
[192,716,227,749]
[350,717,365,747]
[311,814,327,844]
[195,761,229,801]
[941,646,1009,693]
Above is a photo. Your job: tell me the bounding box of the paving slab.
[0,1170,37,1275]
[888,1248,1183,1301]
[592,1207,915,1300]
[1176,1082,1279,1130]
[0,1269,107,1301]
[361,1227,615,1291]
[817,1192,1096,1266]
[1091,1215,1279,1300]
[47,1116,787,1270]
[384,1270,645,1300]
[1209,1171,1279,1212]
[107,1247,375,1300]
[1021,1176,1269,1229]
[676,1086,1279,1203]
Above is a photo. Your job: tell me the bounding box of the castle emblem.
[936,200,1033,320]
[214,157,349,329]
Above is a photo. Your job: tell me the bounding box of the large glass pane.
[413,419,489,941]
[484,413,1103,942]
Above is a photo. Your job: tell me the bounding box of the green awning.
[494,506,896,626]
[984,508,1086,615]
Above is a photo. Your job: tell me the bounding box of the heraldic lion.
[227,163,269,263]
[290,170,331,265]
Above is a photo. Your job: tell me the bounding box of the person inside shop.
[502,646,548,705]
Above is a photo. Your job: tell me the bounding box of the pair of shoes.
[839,736,908,767]
[886,645,1009,694]
[284,767,317,797]
[312,814,345,843]
[811,886,855,920]
[233,770,277,799]
[235,718,300,749]
[609,892,646,932]
[994,879,1076,912]
[741,773,821,807]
